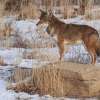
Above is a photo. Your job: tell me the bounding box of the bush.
[4,0,38,19]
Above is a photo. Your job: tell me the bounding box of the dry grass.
[13,35,29,48]
[32,66,64,96]
[0,0,39,19]
[9,66,65,96]
[0,1,5,17]
[8,76,36,94]
[23,49,53,61]
[0,22,14,39]
[85,14,100,20]
[0,0,99,20]
[2,0,39,19]
[17,3,38,20]
[0,56,5,66]
[11,68,32,82]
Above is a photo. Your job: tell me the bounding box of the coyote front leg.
[57,39,64,61]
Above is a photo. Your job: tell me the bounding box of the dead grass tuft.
[0,56,6,66]
[12,68,32,82]
[17,3,38,20]
[7,77,36,94]
[3,0,39,19]
[32,66,64,96]
[9,66,65,96]
[0,22,14,38]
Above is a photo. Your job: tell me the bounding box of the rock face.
[32,62,100,97]
[10,62,100,97]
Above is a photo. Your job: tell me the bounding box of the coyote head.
[37,10,48,25]
[37,10,53,26]
[37,10,56,37]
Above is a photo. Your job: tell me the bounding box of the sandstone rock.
[32,62,100,97]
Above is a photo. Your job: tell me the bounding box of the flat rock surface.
[31,62,100,97]
[52,62,100,81]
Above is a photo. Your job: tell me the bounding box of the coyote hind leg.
[83,34,98,64]
[88,48,96,64]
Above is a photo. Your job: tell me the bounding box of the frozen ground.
[0,16,100,99]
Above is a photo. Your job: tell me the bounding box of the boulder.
[9,62,100,97]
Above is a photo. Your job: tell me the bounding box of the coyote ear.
[47,10,53,16]
[39,9,47,14]
[39,9,44,13]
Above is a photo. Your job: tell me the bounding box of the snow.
[87,20,100,31]
[18,59,49,68]
[62,16,86,24]
[0,48,24,65]
[64,44,90,64]
[63,16,100,32]
[13,20,37,33]
[0,91,16,100]
[12,20,40,45]
[0,80,6,93]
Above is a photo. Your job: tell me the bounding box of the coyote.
[37,10,100,64]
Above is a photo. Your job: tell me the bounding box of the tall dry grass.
[0,0,5,17]
[12,68,32,82]
[8,66,65,96]
[32,66,64,96]
[0,0,39,19]
[0,0,100,20]
[18,3,38,20]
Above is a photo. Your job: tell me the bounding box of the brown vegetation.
[0,22,14,38]
[0,56,5,66]
[0,0,38,19]
[17,3,38,20]
[8,62,100,97]
[0,0,100,19]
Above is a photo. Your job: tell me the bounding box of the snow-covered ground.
[0,16,100,100]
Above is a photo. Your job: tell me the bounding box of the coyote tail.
[96,38,100,56]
